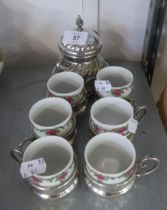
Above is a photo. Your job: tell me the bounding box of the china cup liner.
[29,98,72,136]
[29,98,77,143]
[47,77,87,115]
[90,97,148,138]
[30,158,78,200]
[47,72,84,97]
[11,137,79,200]
[84,133,159,197]
[96,66,133,99]
[32,119,77,145]
[96,66,134,89]
[89,122,134,141]
[90,97,134,131]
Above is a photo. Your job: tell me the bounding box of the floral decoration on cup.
[86,166,135,185]
[29,98,76,142]
[89,119,130,137]
[96,66,133,99]
[29,161,75,188]
[47,72,87,113]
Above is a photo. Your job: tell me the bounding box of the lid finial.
[76,15,83,31]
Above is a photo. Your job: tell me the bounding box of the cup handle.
[136,155,160,178]
[134,105,148,124]
[10,137,35,164]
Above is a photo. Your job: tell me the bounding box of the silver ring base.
[84,167,136,197]
[31,169,78,200]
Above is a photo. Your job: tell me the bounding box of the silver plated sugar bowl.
[53,15,108,97]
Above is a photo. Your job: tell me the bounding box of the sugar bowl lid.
[59,15,102,59]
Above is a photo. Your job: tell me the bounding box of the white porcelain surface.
[84,133,136,184]
[23,136,74,188]
[96,66,133,98]
[47,72,84,96]
[29,97,74,137]
[90,97,133,129]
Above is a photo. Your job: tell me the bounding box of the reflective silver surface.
[31,166,78,200]
[84,156,159,197]
[54,56,108,97]
[84,166,136,197]
[55,16,108,97]
[2,62,165,210]
[58,15,102,59]
[11,142,79,200]
[73,98,87,115]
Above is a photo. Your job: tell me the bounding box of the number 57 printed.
[62,30,88,45]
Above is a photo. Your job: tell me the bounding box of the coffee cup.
[89,97,147,140]
[84,133,159,197]
[11,136,78,199]
[29,97,76,143]
[47,72,87,114]
[96,66,133,99]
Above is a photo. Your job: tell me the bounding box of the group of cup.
[11,71,88,199]
[29,66,147,143]
[11,66,159,199]
[30,71,88,144]
[11,133,160,199]
[83,66,158,197]
[90,66,148,140]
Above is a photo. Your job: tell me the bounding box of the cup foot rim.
[31,170,78,200]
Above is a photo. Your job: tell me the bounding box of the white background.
[0,0,150,66]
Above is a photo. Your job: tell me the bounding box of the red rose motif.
[57,172,68,180]
[96,174,105,182]
[127,168,133,176]
[92,123,101,134]
[112,89,123,96]
[47,130,57,135]
[118,127,126,135]
[48,91,53,97]
[66,96,73,104]
[31,176,40,182]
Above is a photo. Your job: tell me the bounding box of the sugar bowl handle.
[136,155,160,178]
[134,105,148,123]
[10,137,35,164]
